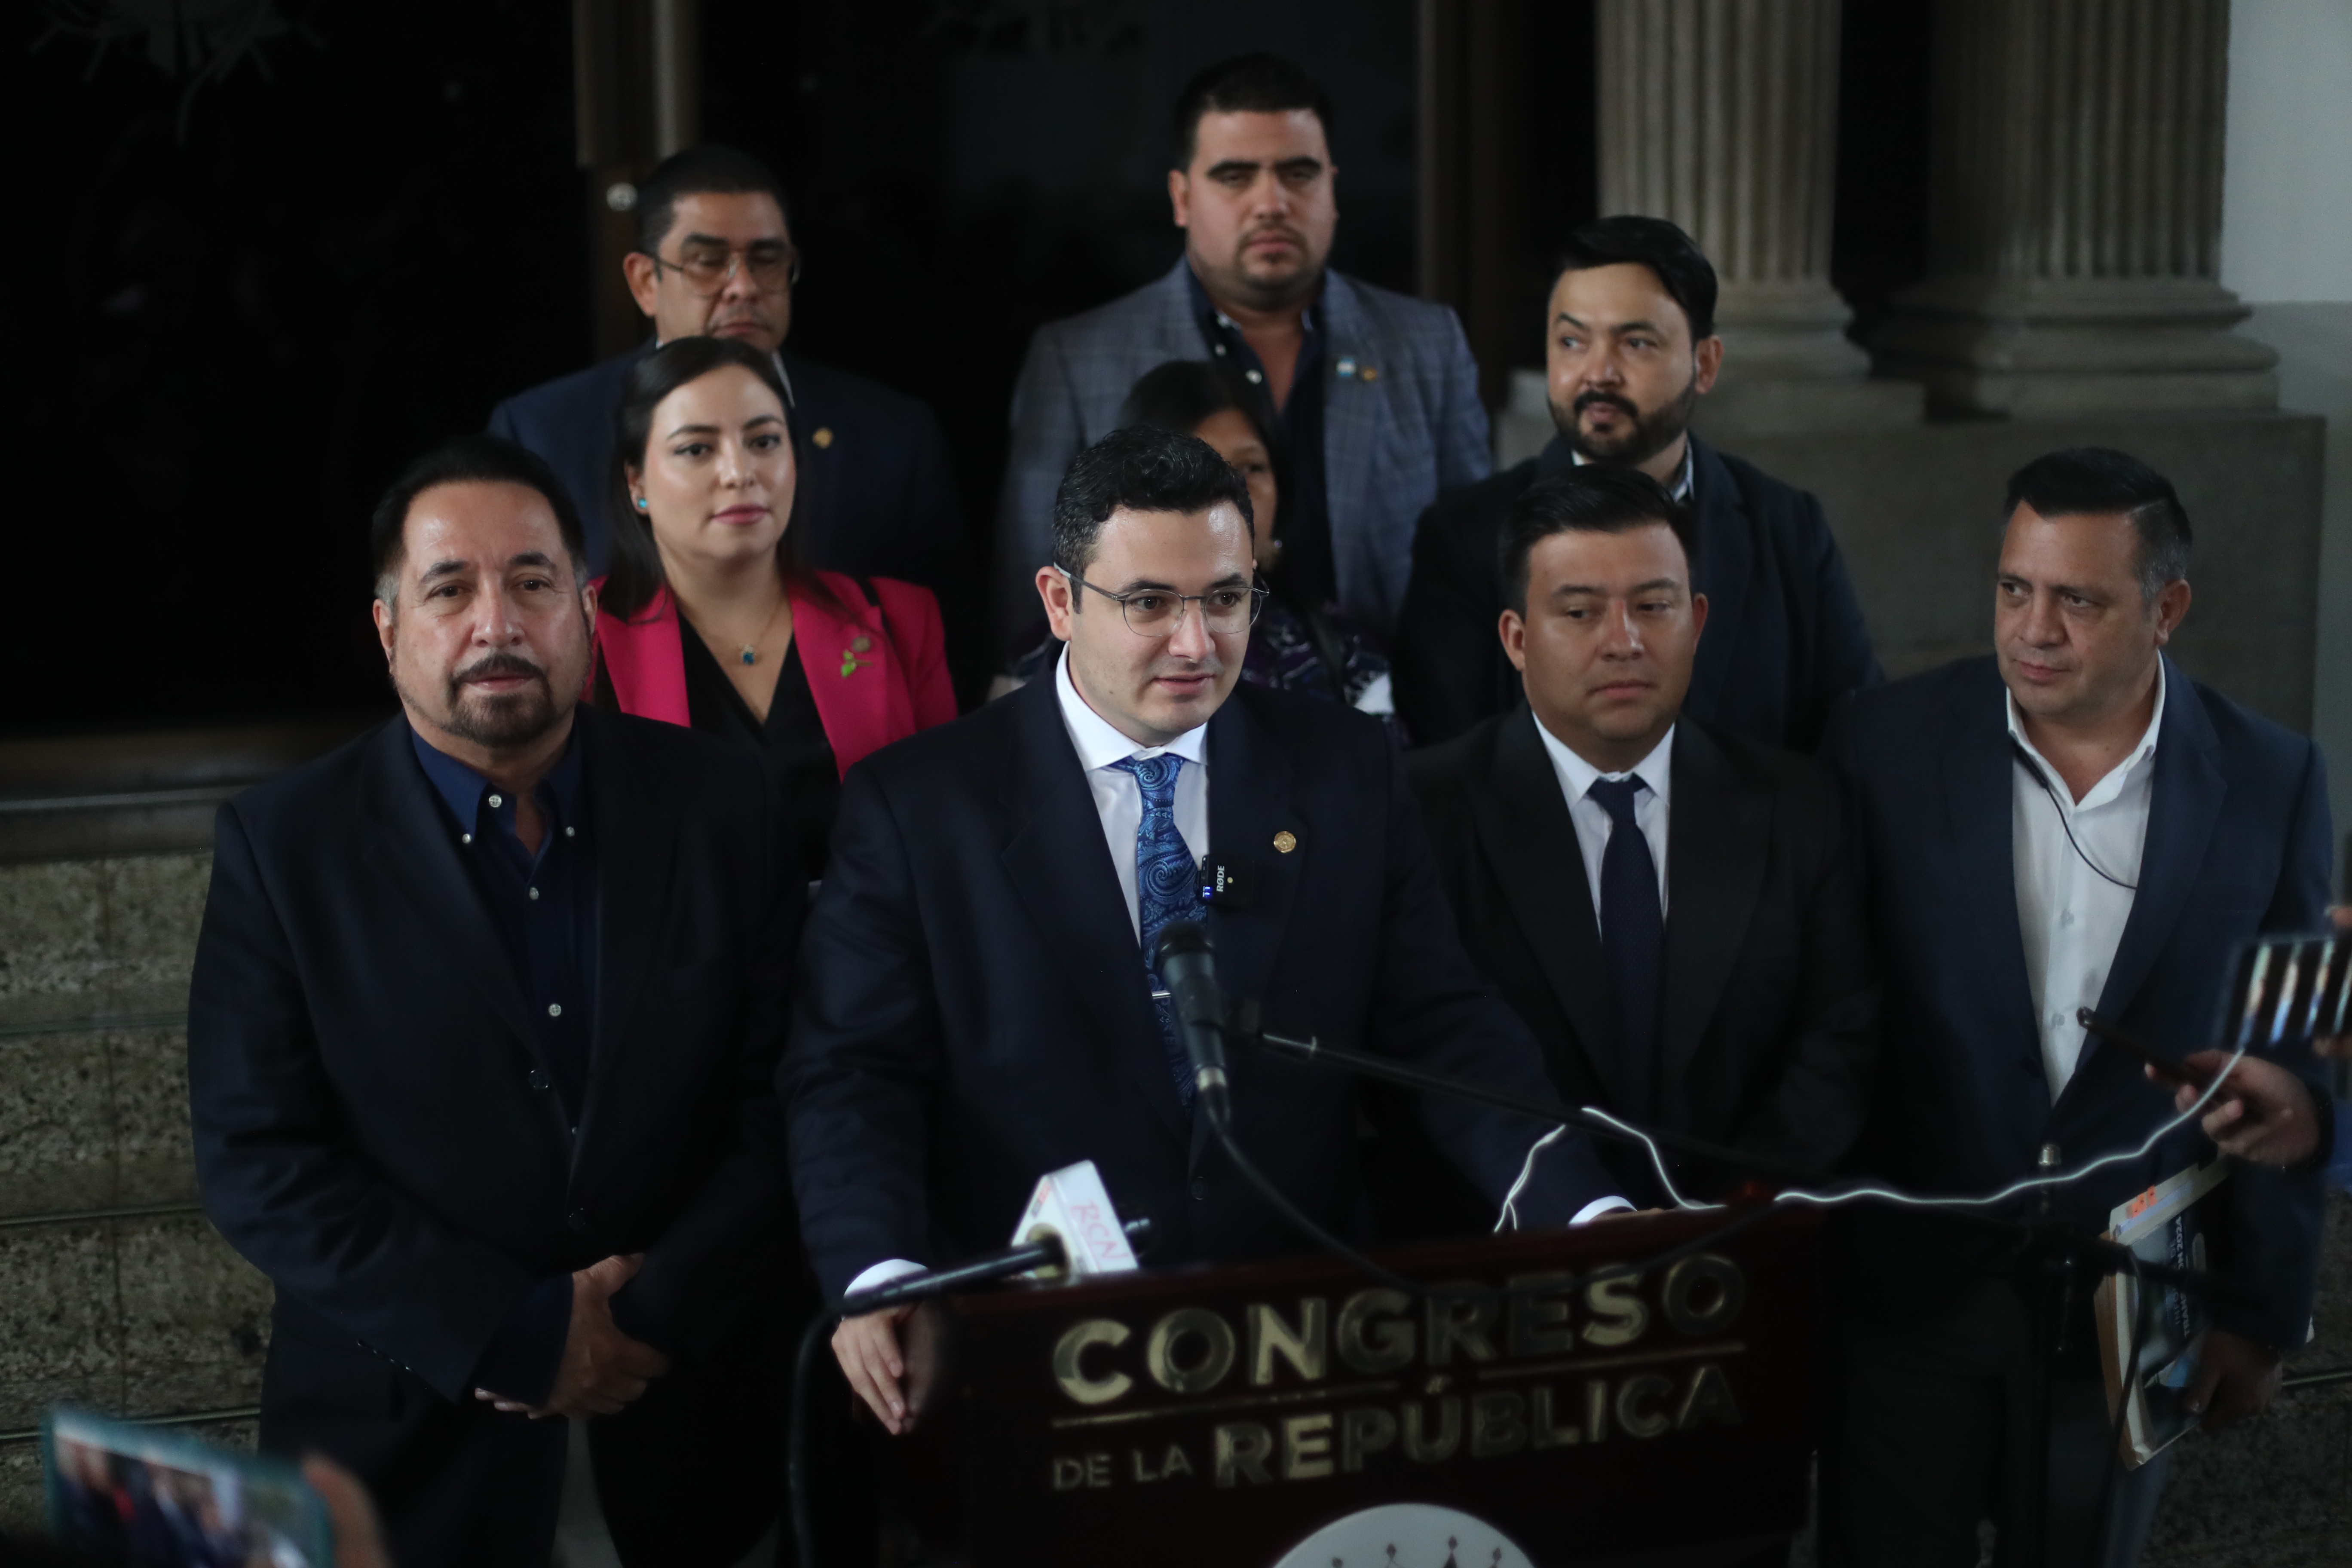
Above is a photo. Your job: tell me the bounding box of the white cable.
[1492,1044,2255,1234]
[1494,1126,1567,1232]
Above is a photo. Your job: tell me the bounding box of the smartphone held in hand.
[43,1407,334,1568]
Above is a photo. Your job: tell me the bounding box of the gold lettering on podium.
[1507,1273,1577,1357]
[1148,1308,1237,1395]
[1616,1374,1674,1438]
[1426,1290,1499,1365]
[1582,1274,1648,1346]
[1213,1422,1274,1487]
[1663,1255,1746,1335]
[1530,1384,1580,1448]
[1335,1289,1415,1372]
[1051,1319,1133,1406]
[1402,1396,1461,1462]
[1282,1413,1335,1479]
[1470,1391,1527,1457]
[1248,1299,1329,1385]
[1676,1363,1741,1430]
[1340,1406,1397,1471]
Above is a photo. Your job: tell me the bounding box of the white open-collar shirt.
[2009,663,2164,1099]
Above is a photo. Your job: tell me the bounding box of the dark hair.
[369,435,586,605]
[1173,53,1332,168]
[634,144,791,256]
[602,335,824,622]
[1051,425,1254,577]
[1502,466,1700,613]
[1118,359,1273,448]
[1555,216,1719,341]
[2003,447,2192,603]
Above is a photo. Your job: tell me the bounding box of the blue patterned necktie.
[1112,754,1197,1106]
[1587,775,1662,1125]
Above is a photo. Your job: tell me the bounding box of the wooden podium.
[879,1207,1821,1567]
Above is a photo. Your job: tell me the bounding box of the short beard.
[1552,374,1700,469]
[416,652,565,751]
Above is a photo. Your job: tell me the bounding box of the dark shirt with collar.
[407,723,600,1403]
[1185,267,1335,609]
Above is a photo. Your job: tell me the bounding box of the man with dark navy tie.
[1406,465,1876,1217]
[1820,448,2333,1568]
[188,436,800,1566]
[783,426,1629,1435]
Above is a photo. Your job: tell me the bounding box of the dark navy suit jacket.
[1827,655,2332,1350]
[1393,434,1882,751]
[188,707,801,1566]
[490,343,976,694]
[778,677,1614,1302]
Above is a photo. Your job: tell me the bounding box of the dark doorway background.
[6,0,1926,735]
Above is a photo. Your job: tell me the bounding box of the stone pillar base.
[1699,280,1926,438]
[1876,281,2279,418]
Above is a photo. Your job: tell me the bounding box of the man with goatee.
[1393,215,1882,751]
[188,436,800,1567]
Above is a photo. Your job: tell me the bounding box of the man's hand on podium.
[475,1253,673,1419]
[837,1305,920,1434]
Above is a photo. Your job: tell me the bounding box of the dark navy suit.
[1822,654,2331,1564]
[779,677,1615,1302]
[188,707,801,1568]
[1393,434,1882,751]
[490,343,976,695]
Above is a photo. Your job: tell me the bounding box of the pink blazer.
[590,571,956,777]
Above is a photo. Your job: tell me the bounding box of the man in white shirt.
[1406,465,1877,1217]
[1822,447,2334,1568]
[781,426,1627,1436]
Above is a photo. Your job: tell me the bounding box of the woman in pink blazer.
[590,336,955,874]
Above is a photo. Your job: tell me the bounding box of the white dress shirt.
[1533,718,1675,919]
[1055,646,1211,940]
[2011,666,2164,1099]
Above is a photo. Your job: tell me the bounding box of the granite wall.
[0,850,271,1534]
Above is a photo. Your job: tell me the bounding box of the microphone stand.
[1225,1003,2247,1568]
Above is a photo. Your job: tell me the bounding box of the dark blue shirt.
[1186,266,1335,610]
[409,723,599,1404]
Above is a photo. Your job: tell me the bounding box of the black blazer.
[187,707,801,1567]
[1409,708,1878,1203]
[490,343,977,693]
[779,677,1616,1301]
[1827,655,2333,1349]
[1392,434,1883,750]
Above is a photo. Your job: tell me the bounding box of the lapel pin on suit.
[812,426,835,448]
[841,634,873,678]
[1336,357,1357,379]
[1273,830,1298,854]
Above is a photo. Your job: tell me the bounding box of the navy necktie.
[1112,755,1197,1106]
[1586,775,1662,1124]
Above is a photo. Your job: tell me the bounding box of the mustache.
[449,652,549,693]
[1574,390,1641,417]
[1239,221,1308,249]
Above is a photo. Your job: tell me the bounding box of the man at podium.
[781,426,1629,1433]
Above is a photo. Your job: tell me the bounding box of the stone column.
[1596,0,1921,434]
[1873,0,2275,415]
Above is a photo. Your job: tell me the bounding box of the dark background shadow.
[6,0,1926,733]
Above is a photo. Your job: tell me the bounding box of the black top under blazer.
[187,706,802,1566]
[779,676,1616,1301]
[1827,655,2333,1351]
[1392,433,1882,752]
[1408,707,1879,1203]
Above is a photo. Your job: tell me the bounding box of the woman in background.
[592,335,954,875]
[1008,358,1403,738]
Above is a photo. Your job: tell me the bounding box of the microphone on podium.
[1154,921,1233,1132]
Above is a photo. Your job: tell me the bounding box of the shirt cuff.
[845,1258,928,1306]
[1570,1197,1637,1226]
[471,1274,573,1406]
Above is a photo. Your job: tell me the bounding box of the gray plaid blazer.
[993,257,1492,642]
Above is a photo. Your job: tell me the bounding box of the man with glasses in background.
[782,427,1630,1436]
[491,144,978,698]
